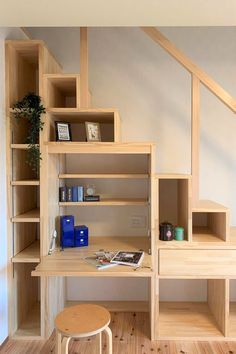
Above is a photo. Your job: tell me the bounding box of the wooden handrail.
[141,27,236,113]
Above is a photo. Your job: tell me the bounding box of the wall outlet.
[130,215,146,228]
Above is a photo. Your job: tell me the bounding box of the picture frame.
[85,121,101,142]
[55,121,72,141]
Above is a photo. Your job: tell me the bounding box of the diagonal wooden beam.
[141,27,236,113]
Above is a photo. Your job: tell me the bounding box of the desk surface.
[32,236,153,277]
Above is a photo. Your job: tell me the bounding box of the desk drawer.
[159,249,236,276]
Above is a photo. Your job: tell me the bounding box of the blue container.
[60,215,74,248]
[74,225,89,247]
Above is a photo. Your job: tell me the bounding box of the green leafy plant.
[12,93,45,176]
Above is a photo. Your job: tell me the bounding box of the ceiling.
[0,0,236,27]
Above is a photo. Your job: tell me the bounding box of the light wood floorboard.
[1,312,236,354]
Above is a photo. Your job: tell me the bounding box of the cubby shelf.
[11,208,40,222]
[12,241,40,263]
[159,302,223,339]
[13,302,41,339]
[59,199,149,206]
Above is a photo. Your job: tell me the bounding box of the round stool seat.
[55,304,111,338]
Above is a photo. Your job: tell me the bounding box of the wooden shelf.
[58,173,149,179]
[11,180,40,186]
[46,142,154,154]
[192,227,225,243]
[192,200,228,212]
[59,199,149,206]
[157,173,191,179]
[12,241,40,263]
[32,236,152,277]
[11,144,39,150]
[13,302,41,339]
[12,208,40,222]
[47,108,118,121]
[159,302,223,339]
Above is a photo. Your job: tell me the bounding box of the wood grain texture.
[4,313,236,353]
[159,249,236,276]
[80,27,89,108]
[207,280,227,336]
[191,74,200,205]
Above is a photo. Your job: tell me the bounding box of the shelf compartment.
[45,74,80,108]
[192,201,229,242]
[157,176,191,241]
[12,240,40,263]
[59,199,149,206]
[12,263,41,338]
[12,208,40,222]
[47,109,120,143]
[11,180,40,186]
[32,236,152,277]
[159,279,227,338]
[6,41,39,107]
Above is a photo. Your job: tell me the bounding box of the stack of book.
[59,186,84,202]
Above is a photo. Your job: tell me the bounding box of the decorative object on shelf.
[12,92,45,176]
[60,215,75,249]
[74,225,89,247]
[174,226,184,241]
[84,184,100,201]
[110,251,144,267]
[159,222,174,241]
[55,121,72,141]
[48,230,57,255]
[85,121,101,142]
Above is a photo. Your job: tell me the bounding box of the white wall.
[0,27,27,345]
[27,27,236,302]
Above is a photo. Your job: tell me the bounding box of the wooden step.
[192,200,229,213]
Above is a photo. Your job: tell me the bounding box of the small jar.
[174,227,184,241]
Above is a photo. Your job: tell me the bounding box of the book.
[66,186,72,202]
[77,186,84,202]
[72,186,78,202]
[84,251,117,270]
[110,251,144,267]
[59,186,66,202]
[84,195,100,202]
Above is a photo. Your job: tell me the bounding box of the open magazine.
[110,251,144,267]
[84,251,118,270]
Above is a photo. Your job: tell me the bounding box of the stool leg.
[98,332,102,354]
[104,327,112,354]
[61,336,71,354]
[55,330,62,354]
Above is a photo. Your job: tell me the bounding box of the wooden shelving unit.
[6,31,236,343]
[5,40,62,340]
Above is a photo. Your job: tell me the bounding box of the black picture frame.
[55,121,72,141]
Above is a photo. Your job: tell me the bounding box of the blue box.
[60,215,74,248]
[74,225,88,247]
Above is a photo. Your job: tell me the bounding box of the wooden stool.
[54,304,112,354]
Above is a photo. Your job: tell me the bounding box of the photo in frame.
[85,121,101,142]
[55,121,72,141]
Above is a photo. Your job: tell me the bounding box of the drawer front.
[159,249,236,276]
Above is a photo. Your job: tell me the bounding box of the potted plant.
[12,92,45,177]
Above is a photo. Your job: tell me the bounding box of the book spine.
[77,186,84,202]
[72,186,78,202]
[59,186,66,202]
[66,186,72,202]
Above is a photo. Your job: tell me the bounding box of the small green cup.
[174,227,184,241]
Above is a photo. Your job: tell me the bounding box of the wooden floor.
[1,312,236,354]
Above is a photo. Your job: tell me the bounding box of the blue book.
[77,186,84,202]
[72,186,78,202]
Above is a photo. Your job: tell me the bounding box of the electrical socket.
[130,215,146,228]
